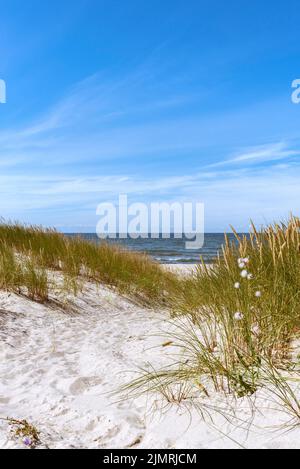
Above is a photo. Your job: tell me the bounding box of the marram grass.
[123,216,300,423]
[0,222,179,304]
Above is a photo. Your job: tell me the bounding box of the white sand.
[0,265,299,449]
[163,263,198,275]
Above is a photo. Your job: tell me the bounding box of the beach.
[0,264,299,449]
[1,0,299,452]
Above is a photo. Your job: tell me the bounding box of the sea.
[66,233,245,264]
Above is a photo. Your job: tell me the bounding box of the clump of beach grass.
[0,243,49,302]
[124,216,300,423]
[173,217,300,363]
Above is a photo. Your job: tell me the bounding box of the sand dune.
[0,267,299,449]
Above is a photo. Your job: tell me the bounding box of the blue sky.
[0,0,300,232]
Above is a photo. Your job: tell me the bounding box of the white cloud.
[210,141,300,168]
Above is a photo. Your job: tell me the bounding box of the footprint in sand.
[69,376,103,395]
[0,396,10,404]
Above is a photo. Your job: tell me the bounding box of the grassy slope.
[0,223,179,305]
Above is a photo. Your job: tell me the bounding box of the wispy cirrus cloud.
[210,141,300,168]
[231,142,299,163]
[0,66,299,172]
[0,68,206,169]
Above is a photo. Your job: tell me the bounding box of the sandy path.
[0,285,167,448]
[0,272,300,448]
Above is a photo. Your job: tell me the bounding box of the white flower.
[251,324,260,335]
[243,257,249,263]
[240,269,248,278]
[247,273,253,280]
[238,258,243,263]
[255,291,262,298]
[238,262,245,269]
[234,282,240,289]
[234,311,243,321]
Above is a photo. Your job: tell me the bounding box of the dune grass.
[124,217,300,422]
[0,222,179,305]
[173,217,300,362]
